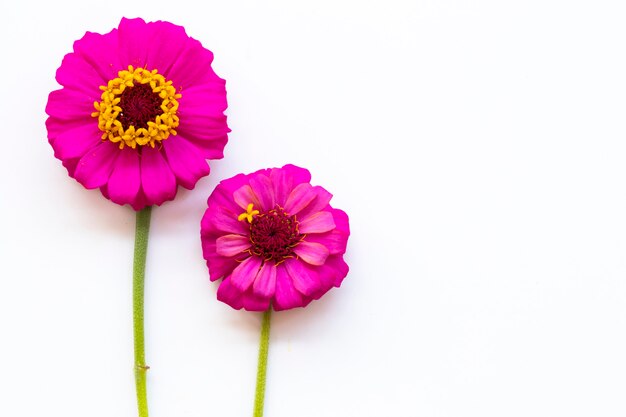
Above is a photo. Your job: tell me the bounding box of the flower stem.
[133,206,152,417]
[253,308,272,417]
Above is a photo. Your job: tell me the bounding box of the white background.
[1,1,626,416]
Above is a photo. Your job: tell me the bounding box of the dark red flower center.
[118,83,163,130]
[249,206,302,262]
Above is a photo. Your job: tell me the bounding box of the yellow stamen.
[92,65,182,149]
[238,203,260,223]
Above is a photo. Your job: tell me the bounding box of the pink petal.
[216,276,244,310]
[293,241,329,266]
[233,185,261,210]
[207,173,252,213]
[202,238,244,281]
[62,159,79,177]
[330,208,350,235]
[208,256,240,282]
[273,265,305,311]
[284,259,321,297]
[249,174,275,212]
[299,211,335,234]
[73,29,122,82]
[74,141,120,189]
[269,165,311,206]
[107,147,141,207]
[55,53,104,95]
[201,207,249,235]
[253,263,277,298]
[216,235,251,257]
[166,38,218,89]
[183,134,228,160]
[176,83,229,158]
[284,183,316,215]
[297,186,333,221]
[242,293,271,311]
[305,231,348,255]
[308,255,350,299]
[305,209,350,254]
[176,112,229,141]
[47,117,91,140]
[50,122,102,161]
[145,21,190,75]
[162,136,210,189]
[140,146,177,205]
[46,89,97,120]
[229,256,262,292]
[131,188,149,211]
[324,255,350,287]
[117,17,153,68]
[178,83,228,114]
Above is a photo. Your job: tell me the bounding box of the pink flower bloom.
[200,165,350,311]
[46,18,230,210]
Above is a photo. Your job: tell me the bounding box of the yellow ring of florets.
[91,65,181,149]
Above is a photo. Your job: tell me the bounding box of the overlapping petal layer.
[201,165,350,311]
[46,17,230,210]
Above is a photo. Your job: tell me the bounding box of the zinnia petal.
[253,263,277,298]
[201,207,249,235]
[166,38,219,88]
[269,164,311,206]
[284,259,321,297]
[50,123,102,161]
[55,53,103,95]
[284,183,317,215]
[249,174,275,212]
[202,239,244,281]
[216,235,251,257]
[73,29,122,82]
[146,21,190,75]
[323,255,350,288]
[140,147,177,205]
[162,137,210,190]
[274,265,305,311]
[297,186,333,221]
[299,211,335,234]
[46,117,90,140]
[106,147,141,207]
[229,256,262,292]
[293,241,330,266]
[117,17,153,68]
[46,89,96,121]
[74,142,119,189]
[208,173,253,213]
[233,185,262,210]
[183,134,229,160]
[216,276,244,310]
[305,209,350,254]
[242,293,271,312]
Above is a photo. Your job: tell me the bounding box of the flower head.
[201,165,350,311]
[46,18,230,210]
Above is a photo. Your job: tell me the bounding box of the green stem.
[133,206,152,417]
[253,308,272,417]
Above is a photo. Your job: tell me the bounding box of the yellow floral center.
[91,66,181,149]
[239,204,303,263]
[238,203,260,223]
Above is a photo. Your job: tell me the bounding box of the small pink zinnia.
[200,164,350,311]
[46,17,230,210]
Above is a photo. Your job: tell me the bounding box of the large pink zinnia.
[46,17,230,210]
[200,165,350,311]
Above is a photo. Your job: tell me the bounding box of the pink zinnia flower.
[46,17,230,210]
[200,165,350,311]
